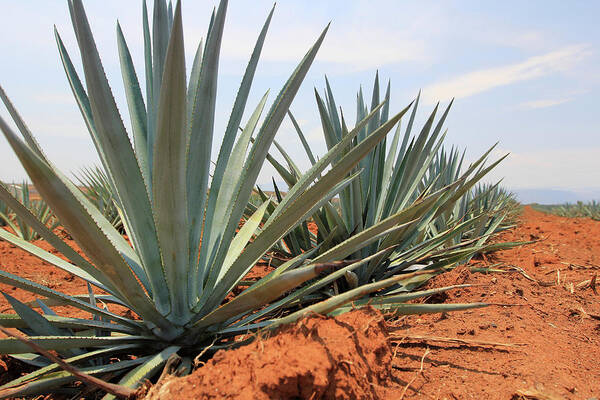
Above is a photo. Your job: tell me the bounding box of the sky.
[0,1,599,203]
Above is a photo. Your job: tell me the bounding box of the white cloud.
[519,97,573,109]
[218,25,428,72]
[422,44,592,103]
[518,89,588,109]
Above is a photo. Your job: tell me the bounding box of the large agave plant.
[0,0,484,397]
[255,74,516,293]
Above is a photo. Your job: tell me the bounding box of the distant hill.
[514,188,600,205]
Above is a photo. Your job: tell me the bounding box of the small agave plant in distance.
[0,182,60,242]
[0,0,483,397]
[75,166,124,232]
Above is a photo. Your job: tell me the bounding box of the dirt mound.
[144,307,400,400]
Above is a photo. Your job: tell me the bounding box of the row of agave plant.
[533,201,600,221]
[0,0,519,398]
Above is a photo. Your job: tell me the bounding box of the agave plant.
[0,185,10,227]
[0,189,11,226]
[255,74,517,294]
[421,147,518,249]
[0,1,487,397]
[0,182,59,242]
[75,166,124,232]
[535,200,600,221]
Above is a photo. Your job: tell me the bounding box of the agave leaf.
[376,284,472,302]
[54,28,114,188]
[2,293,84,358]
[380,92,420,215]
[186,38,203,123]
[201,6,275,265]
[152,0,189,322]
[167,1,174,30]
[186,0,228,282]
[374,120,402,221]
[315,90,338,152]
[142,0,153,119]
[232,247,396,328]
[199,169,360,315]
[194,23,330,308]
[0,344,139,391]
[194,261,345,329]
[310,170,451,269]
[312,218,418,266]
[324,76,343,141]
[267,100,397,223]
[116,22,149,184]
[263,148,298,187]
[288,110,317,165]
[220,200,270,280]
[0,314,136,335]
[391,101,454,213]
[387,104,439,213]
[195,91,270,293]
[393,130,447,214]
[101,345,180,400]
[267,270,430,330]
[0,357,147,399]
[36,300,58,317]
[2,294,72,339]
[435,153,509,219]
[26,294,127,310]
[70,0,170,317]
[0,335,151,354]
[272,139,304,178]
[328,301,486,317]
[148,0,170,161]
[206,103,410,303]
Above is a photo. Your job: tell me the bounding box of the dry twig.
[389,333,525,348]
[515,387,564,400]
[398,347,429,400]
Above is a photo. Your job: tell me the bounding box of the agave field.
[0,1,598,399]
[533,201,600,221]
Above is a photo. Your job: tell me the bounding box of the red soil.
[1,206,599,399]
[392,206,600,399]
